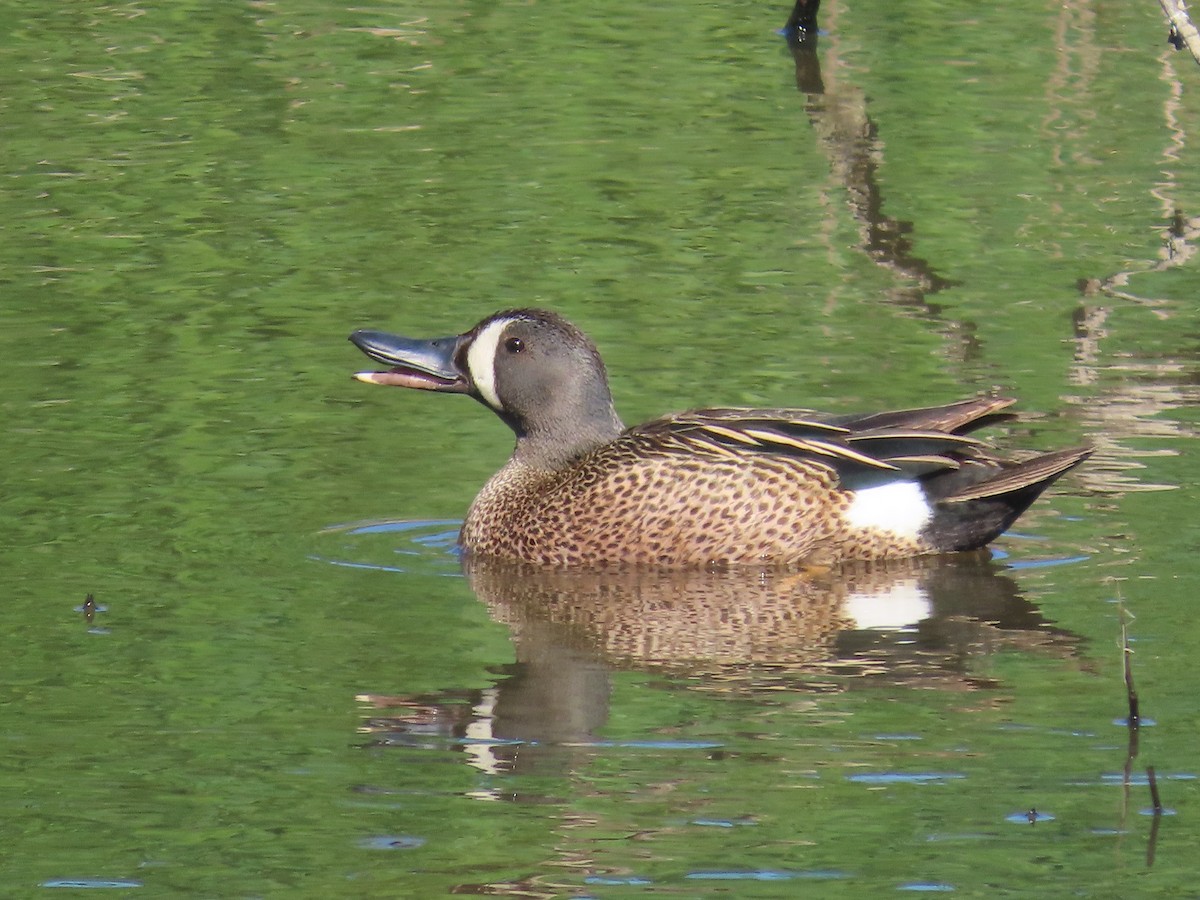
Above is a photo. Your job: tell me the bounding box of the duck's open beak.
[349,330,470,393]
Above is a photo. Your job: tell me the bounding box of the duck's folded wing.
[823,396,1017,435]
[634,407,995,490]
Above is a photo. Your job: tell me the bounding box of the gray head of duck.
[350,309,626,470]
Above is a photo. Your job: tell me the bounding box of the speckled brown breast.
[460,433,931,567]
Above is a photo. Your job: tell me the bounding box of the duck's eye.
[505,337,525,354]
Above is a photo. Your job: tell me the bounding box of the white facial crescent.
[465,317,513,410]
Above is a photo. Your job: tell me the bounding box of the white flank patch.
[844,481,931,539]
[465,317,512,410]
[845,580,932,630]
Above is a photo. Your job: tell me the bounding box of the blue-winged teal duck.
[350,309,1090,568]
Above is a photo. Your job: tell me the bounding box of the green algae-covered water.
[3,1,1199,894]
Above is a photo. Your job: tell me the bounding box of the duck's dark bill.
[349,329,468,393]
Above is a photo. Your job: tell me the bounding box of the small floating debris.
[1005,809,1054,824]
[76,593,110,634]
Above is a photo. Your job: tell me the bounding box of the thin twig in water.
[1122,613,1140,727]
[1147,766,1164,814]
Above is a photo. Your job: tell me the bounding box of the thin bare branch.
[1161,0,1200,65]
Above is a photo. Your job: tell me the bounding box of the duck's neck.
[508,406,625,472]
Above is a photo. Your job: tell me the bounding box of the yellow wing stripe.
[699,424,763,445]
[741,428,899,470]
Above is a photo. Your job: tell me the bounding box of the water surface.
[3,0,1199,895]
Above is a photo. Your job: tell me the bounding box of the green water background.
[3,1,1199,895]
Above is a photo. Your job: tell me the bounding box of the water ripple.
[312,518,463,576]
[41,879,143,889]
[847,772,965,785]
[687,869,848,881]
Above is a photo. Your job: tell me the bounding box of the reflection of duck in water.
[351,309,1090,568]
[462,554,1076,678]
[357,557,1079,779]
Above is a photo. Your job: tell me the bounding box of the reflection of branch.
[1147,766,1163,814]
[1147,792,1162,867]
[1078,206,1199,313]
[1063,22,1200,496]
[1078,25,1198,312]
[1160,0,1200,65]
[785,7,956,307]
